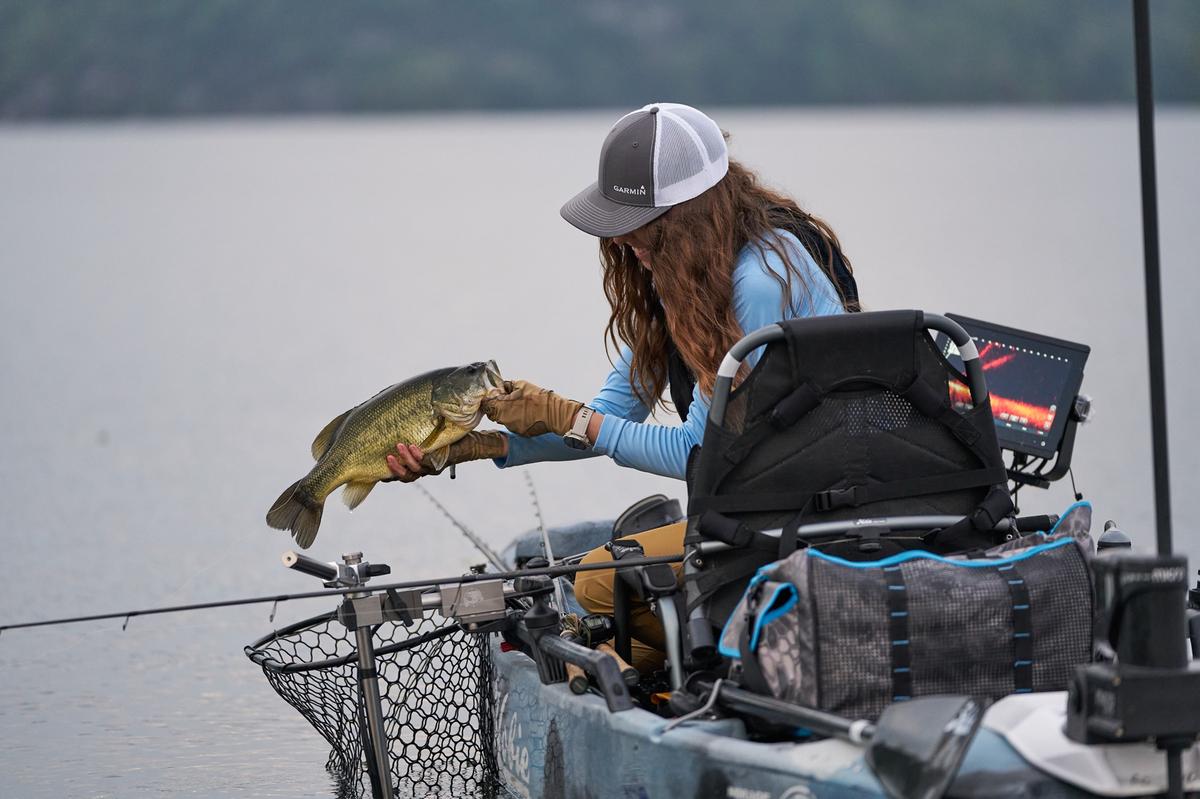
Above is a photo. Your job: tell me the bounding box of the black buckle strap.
[812,466,1009,514]
[814,486,859,512]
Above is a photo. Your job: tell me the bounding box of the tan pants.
[573,520,686,672]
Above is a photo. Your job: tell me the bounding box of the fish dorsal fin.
[417,416,447,451]
[311,409,353,460]
[342,480,377,510]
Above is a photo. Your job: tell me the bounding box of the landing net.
[246,611,498,798]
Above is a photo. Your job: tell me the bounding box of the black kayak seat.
[681,310,1012,663]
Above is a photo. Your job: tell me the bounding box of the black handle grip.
[539,634,633,712]
[1014,515,1059,533]
[282,551,338,581]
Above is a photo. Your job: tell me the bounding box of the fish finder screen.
[938,315,1089,458]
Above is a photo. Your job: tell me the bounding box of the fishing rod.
[0,552,685,634]
[525,471,570,612]
[414,483,508,572]
[1131,0,1173,558]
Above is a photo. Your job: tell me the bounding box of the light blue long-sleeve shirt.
[498,230,845,479]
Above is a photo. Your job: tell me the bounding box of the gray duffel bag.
[718,503,1096,721]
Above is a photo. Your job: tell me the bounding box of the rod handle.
[597,642,639,686]
[566,662,589,694]
[282,551,338,581]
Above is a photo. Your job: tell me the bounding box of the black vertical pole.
[1132,0,1173,557]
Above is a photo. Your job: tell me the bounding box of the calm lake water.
[1,108,1197,797]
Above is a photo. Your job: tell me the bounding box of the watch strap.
[565,406,594,449]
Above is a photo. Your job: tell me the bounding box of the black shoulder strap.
[666,337,697,421]
[771,207,859,312]
[665,209,856,422]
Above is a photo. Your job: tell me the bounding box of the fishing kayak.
[490,524,1200,799]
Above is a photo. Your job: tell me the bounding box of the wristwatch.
[563,406,595,450]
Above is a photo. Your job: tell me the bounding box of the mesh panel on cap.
[656,115,707,190]
[671,105,726,163]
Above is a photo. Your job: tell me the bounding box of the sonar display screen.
[938,314,1090,458]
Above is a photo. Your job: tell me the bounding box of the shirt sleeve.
[592,387,705,479]
[496,347,651,468]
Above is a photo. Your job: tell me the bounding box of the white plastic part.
[956,338,980,361]
[984,692,1200,796]
[847,719,870,745]
[717,352,741,379]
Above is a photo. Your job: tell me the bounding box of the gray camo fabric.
[720,503,1095,720]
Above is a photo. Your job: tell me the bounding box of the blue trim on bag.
[1047,500,1092,536]
[748,583,798,651]
[717,571,775,658]
[808,536,1074,570]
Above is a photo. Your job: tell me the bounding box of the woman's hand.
[386,443,432,483]
[482,379,584,438]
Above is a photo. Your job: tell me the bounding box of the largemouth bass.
[267,360,503,548]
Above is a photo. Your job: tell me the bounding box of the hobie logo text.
[612,184,647,196]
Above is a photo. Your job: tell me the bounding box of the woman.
[387,103,858,669]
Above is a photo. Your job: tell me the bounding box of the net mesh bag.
[246,610,499,798]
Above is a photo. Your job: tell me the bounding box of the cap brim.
[560,182,670,238]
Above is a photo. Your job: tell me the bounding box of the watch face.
[563,434,589,451]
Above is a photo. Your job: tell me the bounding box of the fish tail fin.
[266,479,325,549]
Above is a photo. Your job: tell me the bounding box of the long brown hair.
[600,158,856,409]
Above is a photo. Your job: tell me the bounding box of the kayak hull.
[490,641,1092,799]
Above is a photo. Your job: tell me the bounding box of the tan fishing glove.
[387,431,508,483]
[482,380,584,438]
[437,430,508,465]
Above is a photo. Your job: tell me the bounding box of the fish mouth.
[483,360,502,390]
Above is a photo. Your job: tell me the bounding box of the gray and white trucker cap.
[560,102,729,238]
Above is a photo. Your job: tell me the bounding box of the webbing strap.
[1000,561,1035,693]
[813,467,1008,512]
[901,378,981,447]
[697,511,754,548]
[922,486,1014,553]
[770,382,822,428]
[778,500,815,558]
[692,550,771,605]
[725,382,823,466]
[883,565,912,702]
[737,601,772,695]
[692,465,1006,515]
[690,489,814,515]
